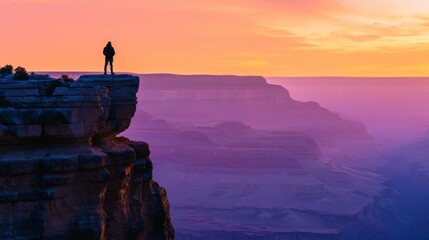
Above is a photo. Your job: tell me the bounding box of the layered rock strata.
[0,74,174,239]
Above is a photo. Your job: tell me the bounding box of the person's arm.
[103,47,106,56]
[112,48,116,56]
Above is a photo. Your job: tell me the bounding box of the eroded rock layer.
[0,74,174,240]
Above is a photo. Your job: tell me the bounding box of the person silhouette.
[103,41,115,75]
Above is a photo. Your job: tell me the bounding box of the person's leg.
[104,59,108,75]
[110,59,114,75]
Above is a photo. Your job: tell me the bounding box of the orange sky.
[2,0,429,76]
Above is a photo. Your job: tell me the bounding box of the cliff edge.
[0,74,174,239]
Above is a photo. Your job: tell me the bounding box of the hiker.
[103,41,115,75]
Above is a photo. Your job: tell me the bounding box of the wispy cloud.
[2,0,429,76]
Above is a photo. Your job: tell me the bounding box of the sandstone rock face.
[0,74,174,239]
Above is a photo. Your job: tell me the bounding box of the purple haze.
[47,72,429,239]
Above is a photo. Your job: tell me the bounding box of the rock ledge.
[0,74,174,240]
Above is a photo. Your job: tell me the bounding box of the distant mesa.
[137,74,371,141]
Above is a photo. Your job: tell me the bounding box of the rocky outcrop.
[0,74,174,239]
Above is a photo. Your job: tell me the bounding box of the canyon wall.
[0,74,174,240]
[122,74,385,239]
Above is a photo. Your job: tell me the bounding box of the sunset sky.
[2,0,429,76]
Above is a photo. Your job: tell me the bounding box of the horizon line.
[34,71,429,79]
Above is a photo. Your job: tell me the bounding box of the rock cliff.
[0,74,174,239]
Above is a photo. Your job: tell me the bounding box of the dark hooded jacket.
[103,42,115,60]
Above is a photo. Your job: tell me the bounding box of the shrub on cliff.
[60,74,74,82]
[0,65,13,75]
[0,65,14,78]
[13,66,29,80]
